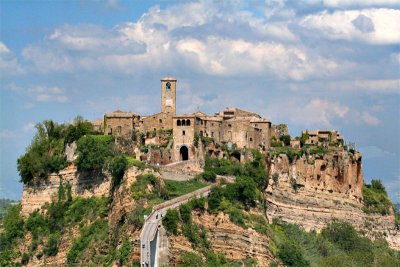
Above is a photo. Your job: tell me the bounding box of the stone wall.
[141,112,173,132]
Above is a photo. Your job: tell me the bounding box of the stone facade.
[103,77,272,163]
[302,129,344,146]
[140,112,173,132]
[161,77,177,116]
[104,110,139,137]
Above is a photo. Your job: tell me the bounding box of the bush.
[280,135,291,146]
[321,221,372,254]
[67,220,108,265]
[75,135,114,172]
[202,170,216,182]
[109,155,128,189]
[118,236,132,266]
[178,252,203,267]
[43,233,60,256]
[180,203,192,224]
[163,209,179,235]
[363,180,392,215]
[278,241,310,267]
[207,186,225,212]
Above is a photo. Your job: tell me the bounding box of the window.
[166,82,171,91]
[186,119,191,126]
[211,123,214,126]
[250,138,253,142]
[211,132,214,137]
[159,119,162,123]
[177,120,181,126]
[182,120,186,126]
[182,130,186,136]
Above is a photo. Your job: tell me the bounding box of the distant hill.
[0,198,18,220]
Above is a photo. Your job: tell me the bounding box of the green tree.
[163,209,179,235]
[278,241,310,267]
[75,135,114,172]
[109,155,128,189]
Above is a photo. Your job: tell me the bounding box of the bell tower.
[161,77,177,115]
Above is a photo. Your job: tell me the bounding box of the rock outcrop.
[168,212,275,267]
[20,165,111,217]
[265,151,400,250]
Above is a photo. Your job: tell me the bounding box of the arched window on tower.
[186,119,191,126]
[166,82,171,91]
[177,120,181,126]
[182,119,186,126]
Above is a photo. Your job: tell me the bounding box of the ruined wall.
[265,151,400,250]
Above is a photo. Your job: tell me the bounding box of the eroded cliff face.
[168,212,276,267]
[265,151,400,250]
[18,165,153,266]
[20,165,111,217]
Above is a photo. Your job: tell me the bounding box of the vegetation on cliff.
[17,118,95,183]
[363,179,393,215]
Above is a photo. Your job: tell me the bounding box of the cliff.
[168,211,276,267]
[20,165,111,218]
[265,150,400,250]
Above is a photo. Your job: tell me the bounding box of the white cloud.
[23,123,35,133]
[0,42,24,77]
[322,0,400,8]
[0,130,14,138]
[300,8,400,44]
[289,79,400,93]
[362,111,381,126]
[267,98,350,127]
[4,83,69,104]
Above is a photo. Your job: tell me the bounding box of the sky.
[0,0,399,201]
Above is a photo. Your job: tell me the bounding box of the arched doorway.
[180,145,189,161]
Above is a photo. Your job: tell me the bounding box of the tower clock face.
[165,99,173,107]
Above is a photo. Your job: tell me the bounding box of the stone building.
[104,110,139,137]
[103,77,273,163]
[302,129,343,146]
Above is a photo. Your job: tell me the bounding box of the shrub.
[280,135,291,146]
[180,203,192,223]
[207,186,225,212]
[43,233,60,256]
[75,135,114,172]
[118,236,132,266]
[278,241,310,267]
[163,209,179,235]
[202,170,216,182]
[321,221,372,254]
[363,181,392,215]
[67,220,108,265]
[109,155,128,189]
[178,252,202,267]
[127,205,150,229]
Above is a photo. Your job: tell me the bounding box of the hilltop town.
[92,77,347,166]
[2,77,399,267]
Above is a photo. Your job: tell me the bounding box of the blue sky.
[0,0,399,201]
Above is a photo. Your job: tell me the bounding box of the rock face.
[168,212,275,267]
[20,165,111,217]
[265,151,400,250]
